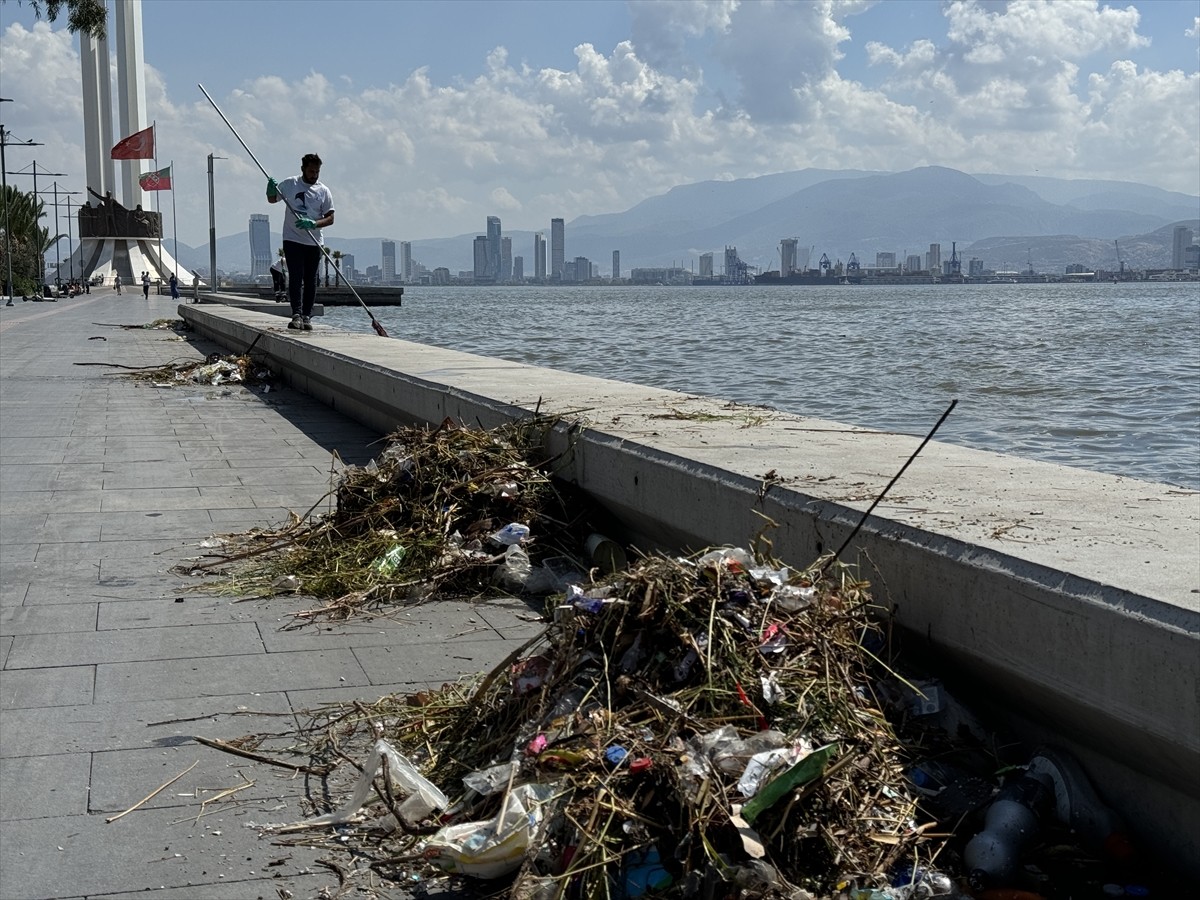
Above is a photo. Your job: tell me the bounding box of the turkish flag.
[111,126,155,160]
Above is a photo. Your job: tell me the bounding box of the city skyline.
[2,0,1196,251]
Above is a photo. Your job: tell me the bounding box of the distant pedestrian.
[191,271,200,303]
[267,152,334,330]
[169,273,179,300]
[141,271,151,299]
[113,273,122,294]
[270,257,287,301]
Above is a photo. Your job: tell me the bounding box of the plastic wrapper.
[424,782,560,879]
[290,739,448,829]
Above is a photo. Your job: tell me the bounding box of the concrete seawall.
[181,301,1200,872]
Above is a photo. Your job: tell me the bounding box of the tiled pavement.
[0,292,541,899]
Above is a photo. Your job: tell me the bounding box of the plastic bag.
[493,544,532,590]
[290,739,447,829]
[424,782,559,879]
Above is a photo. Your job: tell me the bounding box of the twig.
[193,735,332,775]
[106,760,198,823]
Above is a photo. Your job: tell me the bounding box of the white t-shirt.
[278,175,334,246]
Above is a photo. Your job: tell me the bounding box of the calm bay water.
[322,283,1200,489]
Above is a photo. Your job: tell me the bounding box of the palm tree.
[323,252,330,288]
[1,185,48,295]
[332,250,343,287]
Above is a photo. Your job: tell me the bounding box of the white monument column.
[114,0,147,210]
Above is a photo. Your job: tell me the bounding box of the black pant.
[271,270,286,293]
[283,240,321,317]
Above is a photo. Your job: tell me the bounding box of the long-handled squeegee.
[198,83,389,337]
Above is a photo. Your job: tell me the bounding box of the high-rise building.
[381,240,396,283]
[473,235,489,282]
[926,244,941,273]
[968,258,984,277]
[501,236,512,282]
[905,254,922,273]
[780,239,798,274]
[513,256,524,281]
[875,251,896,269]
[485,216,502,282]
[574,256,591,281]
[249,213,272,278]
[534,233,547,280]
[341,253,355,282]
[400,241,412,282]
[699,252,713,278]
[612,250,620,280]
[1172,226,1193,269]
[550,218,565,279]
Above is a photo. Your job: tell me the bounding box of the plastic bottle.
[962,772,1052,889]
[1026,746,1134,861]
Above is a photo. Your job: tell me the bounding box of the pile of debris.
[279,548,938,899]
[192,419,955,897]
[126,351,275,388]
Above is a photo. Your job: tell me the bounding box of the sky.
[1,0,1198,252]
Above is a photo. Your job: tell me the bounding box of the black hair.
[301,153,323,168]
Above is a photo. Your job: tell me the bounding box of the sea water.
[321,282,1200,489]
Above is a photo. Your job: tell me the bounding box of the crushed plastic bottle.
[963,771,1052,889]
[490,522,530,546]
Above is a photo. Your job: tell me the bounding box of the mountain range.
[177,166,1199,277]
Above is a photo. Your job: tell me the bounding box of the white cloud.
[1,1,1196,257]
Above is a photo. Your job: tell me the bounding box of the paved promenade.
[0,292,537,899]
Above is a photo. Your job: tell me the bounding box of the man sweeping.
[267,153,334,331]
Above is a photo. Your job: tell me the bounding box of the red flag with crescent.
[111,126,155,160]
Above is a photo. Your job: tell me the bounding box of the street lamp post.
[66,196,76,283]
[36,183,81,288]
[207,153,226,291]
[6,161,65,294]
[1,100,43,302]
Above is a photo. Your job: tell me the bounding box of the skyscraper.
[926,243,941,273]
[534,232,547,280]
[400,241,412,282]
[551,218,565,279]
[501,236,512,282]
[513,256,524,281]
[381,240,396,283]
[1172,226,1193,269]
[249,213,272,279]
[485,216,502,282]
[612,250,620,280]
[473,235,489,283]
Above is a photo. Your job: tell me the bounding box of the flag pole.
[170,160,178,278]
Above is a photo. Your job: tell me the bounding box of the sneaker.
[288,314,303,330]
[302,316,313,331]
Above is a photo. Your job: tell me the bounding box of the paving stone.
[1,604,98,636]
[94,873,334,900]
[96,596,288,631]
[88,743,306,814]
[0,804,333,900]
[0,752,91,820]
[98,487,204,512]
[94,650,370,703]
[0,692,295,759]
[1,666,94,709]
[353,639,517,686]
[255,599,497,653]
[6,623,264,669]
[96,509,221,541]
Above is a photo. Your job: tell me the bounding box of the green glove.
[266,177,279,200]
[295,215,317,230]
